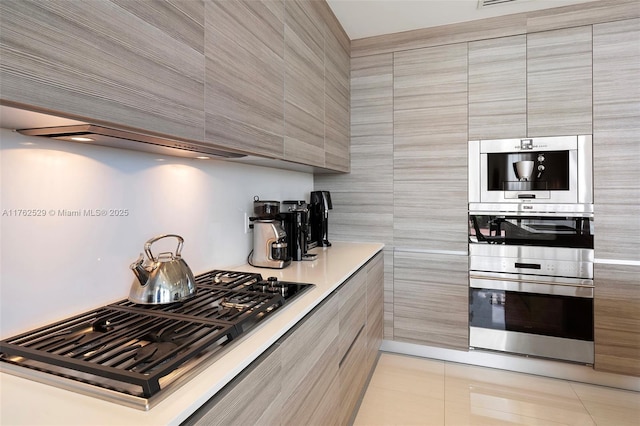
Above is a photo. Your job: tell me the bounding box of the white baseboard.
[381,340,640,392]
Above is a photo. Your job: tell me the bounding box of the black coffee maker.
[309,191,332,248]
[280,200,315,261]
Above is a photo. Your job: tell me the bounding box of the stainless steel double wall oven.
[468,135,595,364]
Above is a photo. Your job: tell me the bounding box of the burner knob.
[267,276,278,283]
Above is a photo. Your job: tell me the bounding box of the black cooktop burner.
[0,269,314,402]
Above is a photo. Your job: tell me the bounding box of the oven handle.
[515,262,541,270]
[470,275,593,298]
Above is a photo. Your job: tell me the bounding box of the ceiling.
[326,0,599,40]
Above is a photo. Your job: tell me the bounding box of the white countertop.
[0,241,383,425]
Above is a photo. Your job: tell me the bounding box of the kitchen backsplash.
[0,128,313,338]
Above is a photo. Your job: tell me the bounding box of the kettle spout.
[130,254,149,285]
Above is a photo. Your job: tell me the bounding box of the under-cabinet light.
[70,136,94,142]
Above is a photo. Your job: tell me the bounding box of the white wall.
[0,128,313,338]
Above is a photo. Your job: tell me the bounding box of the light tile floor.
[354,352,640,426]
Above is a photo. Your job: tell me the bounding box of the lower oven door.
[469,275,594,364]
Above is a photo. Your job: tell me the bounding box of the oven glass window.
[469,215,593,249]
[469,289,593,341]
[487,151,569,191]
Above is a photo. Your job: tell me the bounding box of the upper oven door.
[468,135,593,208]
[469,214,594,249]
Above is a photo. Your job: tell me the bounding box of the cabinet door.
[366,251,384,370]
[468,35,527,140]
[284,0,325,167]
[593,18,640,262]
[184,345,282,426]
[594,264,640,377]
[337,266,369,424]
[393,43,468,252]
[527,26,592,137]
[338,266,368,361]
[0,0,205,142]
[278,294,340,426]
[323,17,350,172]
[204,0,285,158]
[394,251,469,350]
[315,53,394,246]
[338,322,368,425]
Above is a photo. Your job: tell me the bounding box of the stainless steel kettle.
[128,234,197,304]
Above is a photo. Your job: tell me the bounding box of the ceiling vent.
[478,0,523,8]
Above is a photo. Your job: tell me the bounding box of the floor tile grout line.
[569,381,600,426]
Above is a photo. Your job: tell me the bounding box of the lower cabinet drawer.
[339,323,368,425]
[279,296,340,426]
[183,251,385,426]
[183,345,282,426]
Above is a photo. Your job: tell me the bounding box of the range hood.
[17,124,245,159]
[1,105,327,173]
[1,105,245,160]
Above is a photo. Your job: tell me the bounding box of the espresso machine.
[281,200,316,261]
[309,190,332,247]
[249,197,291,269]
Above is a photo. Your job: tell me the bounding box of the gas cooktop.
[0,270,314,410]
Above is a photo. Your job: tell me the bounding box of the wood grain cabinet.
[337,265,368,425]
[184,251,384,425]
[183,344,283,426]
[527,26,593,137]
[365,252,384,370]
[314,53,393,245]
[322,11,351,173]
[1,0,350,172]
[468,26,593,139]
[335,252,384,425]
[338,319,368,425]
[204,0,285,158]
[283,0,325,167]
[0,0,205,142]
[592,18,640,378]
[315,53,393,338]
[468,35,527,140]
[203,0,352,169]
[393,251,469,351]
[393,43,468,252]
[594,264,640,377]
[278,294,340,426]
[592,18,640,262]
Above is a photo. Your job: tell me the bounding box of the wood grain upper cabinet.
[204,0,285,158]
[0,0,205,142]
[592,18,640,262]
[594,264,640,377]
[527,26,593,137]
[284,0,325,167]
[321,3,351,172]
[393,43,468,252]
[468,35,527,140]
[469,27,592,139]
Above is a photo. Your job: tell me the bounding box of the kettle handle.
[144,234,184,262]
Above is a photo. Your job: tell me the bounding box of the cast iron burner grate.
[0,270,312,401]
